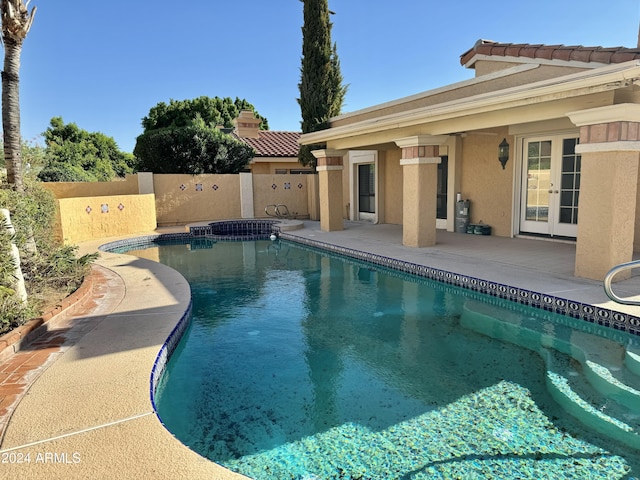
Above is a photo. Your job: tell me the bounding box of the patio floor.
[0,220,638,479]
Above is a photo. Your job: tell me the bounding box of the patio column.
[313,149,346,232]
[568,104,640,280]
[395,136,447,247]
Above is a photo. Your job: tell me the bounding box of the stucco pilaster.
[395,136,445,247]
[239,172,254,219]
[313,149,346,232]
[568,105,640,280]
[137,172,154,195]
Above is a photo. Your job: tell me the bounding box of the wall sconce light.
[498,138,509,170]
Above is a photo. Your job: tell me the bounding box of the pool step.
[627,345,640,377]
[459,302,640,401]
[460,301,640,448]
[541,347,640,450]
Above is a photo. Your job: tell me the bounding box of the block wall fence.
[43,172,320,244]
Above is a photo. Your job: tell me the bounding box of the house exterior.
[299,39,640,281]
[231,110,310,174]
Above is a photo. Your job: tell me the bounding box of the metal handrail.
[264,204,278,217]
[264,204,291,219]
[276,204,290,219]
[603,260,640,305]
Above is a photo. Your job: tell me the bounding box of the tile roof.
[232,130,301,157]
[460,39,640,67]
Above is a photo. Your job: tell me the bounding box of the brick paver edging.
[0,269,96,364]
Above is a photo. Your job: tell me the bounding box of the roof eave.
[299,61,640,146]
[461,53,610,71]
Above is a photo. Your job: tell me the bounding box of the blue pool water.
[124,239,640,479]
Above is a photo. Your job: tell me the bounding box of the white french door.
[519,135,580,238]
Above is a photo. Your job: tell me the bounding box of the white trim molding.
[316,165,344,172]
[400,157,442,166]
[311,148,347,159]
[576,141,640,153]
[567,103,640,126]
[394,135,450,148]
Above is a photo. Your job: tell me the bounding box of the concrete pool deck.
[0,220,639,479]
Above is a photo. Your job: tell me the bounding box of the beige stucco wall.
[636,174,640,252]
[459,129,514,236]
[250,160,311,174]
[42,175,139,199]
[383,149,403,225]
[153,174,241,226]
[575,150,640,280]
[55,194,156,244]
[340,163,349,219]
[252,174,311,218]
[46,172,317,240]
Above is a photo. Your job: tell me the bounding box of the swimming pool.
[116,238,640,479]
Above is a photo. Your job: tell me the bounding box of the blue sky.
[17,0,640,153]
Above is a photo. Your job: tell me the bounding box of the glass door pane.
[358,164,375,214]
[525,140,551,223]
[437,156,448,219]
[559,138,580,225]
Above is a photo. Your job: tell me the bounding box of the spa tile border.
[191,219,279,241]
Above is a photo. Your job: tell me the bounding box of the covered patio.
[301,41,640,283]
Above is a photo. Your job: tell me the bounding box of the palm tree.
[1,0,36,192]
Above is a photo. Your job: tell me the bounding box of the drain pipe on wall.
[1,208,27,303]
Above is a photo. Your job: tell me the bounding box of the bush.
[134,124,255,174]
[37,162,97,182]
[0,179,97,335]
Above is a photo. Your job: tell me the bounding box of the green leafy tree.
[298,0,347,168]
[134,122,255,174]
[141,96,268,131]
[134,96,264,174]
[1,0,36,192]
[38,117,135,182]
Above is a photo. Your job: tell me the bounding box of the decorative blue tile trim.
[189,219,279,241]
[149,301,192,421]
[278,232,640,338]
[100,233,192,253]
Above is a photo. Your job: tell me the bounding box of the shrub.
[0,179,97,335]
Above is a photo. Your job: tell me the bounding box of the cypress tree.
[298,0,347,168]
